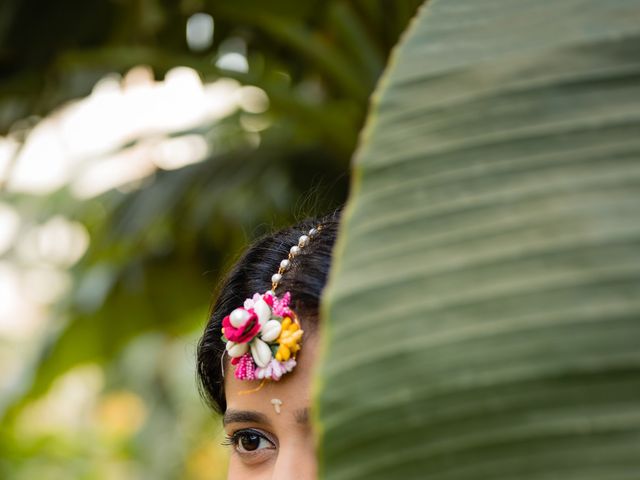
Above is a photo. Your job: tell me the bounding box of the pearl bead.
[271,273,282,284]
[308,228,318,238]
[298,235,309,247]
[290,245,301,256]
[230,308,251,328]
[280,259,290,270]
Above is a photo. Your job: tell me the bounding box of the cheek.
[227,432,317,480]
[227,452,275,479]
[275,433,318,477]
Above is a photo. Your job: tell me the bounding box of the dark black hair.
[196,210,340,413]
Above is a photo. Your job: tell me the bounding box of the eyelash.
[222,428,275,454]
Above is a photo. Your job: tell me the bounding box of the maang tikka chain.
[270,225,322,292]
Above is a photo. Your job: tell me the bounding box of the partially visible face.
[223,335,318,480]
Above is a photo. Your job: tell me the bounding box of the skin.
[223,335,318,480]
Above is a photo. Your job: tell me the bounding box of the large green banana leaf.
[317,0,640,479]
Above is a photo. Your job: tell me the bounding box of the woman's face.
[223,335,318,479]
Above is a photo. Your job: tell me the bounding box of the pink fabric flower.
[262,291,274,307]
[243,293,263,309]
[272,291,292,317]
[255,358,297,381]
[234,354,256,380]
[222,309,261,343]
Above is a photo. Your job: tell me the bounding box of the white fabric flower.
[260,320,282,342]
[250,338,273,367]
[253,297,272,325]
[226,341,248,358]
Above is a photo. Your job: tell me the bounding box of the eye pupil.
[240,433,261,451]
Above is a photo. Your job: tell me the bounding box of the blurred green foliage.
[0,0,421,478]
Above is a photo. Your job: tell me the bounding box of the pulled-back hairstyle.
[197,210,340,413]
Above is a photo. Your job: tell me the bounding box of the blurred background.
[0,1,421,478]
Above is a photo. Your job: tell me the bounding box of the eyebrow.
[223,409,271,426]
[294,407,310,425]
[222,408,311,426]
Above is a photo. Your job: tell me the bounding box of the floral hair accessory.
[221,226,321,382]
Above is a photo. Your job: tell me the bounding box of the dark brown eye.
[225,429,275,455]
[239,432,261,451]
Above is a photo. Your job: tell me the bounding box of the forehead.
[224,336,318,415]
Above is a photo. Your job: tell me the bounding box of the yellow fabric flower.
[275,317,303,362]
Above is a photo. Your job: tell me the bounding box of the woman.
[197,211,339,479]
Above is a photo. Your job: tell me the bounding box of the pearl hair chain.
[270,226,322,292]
